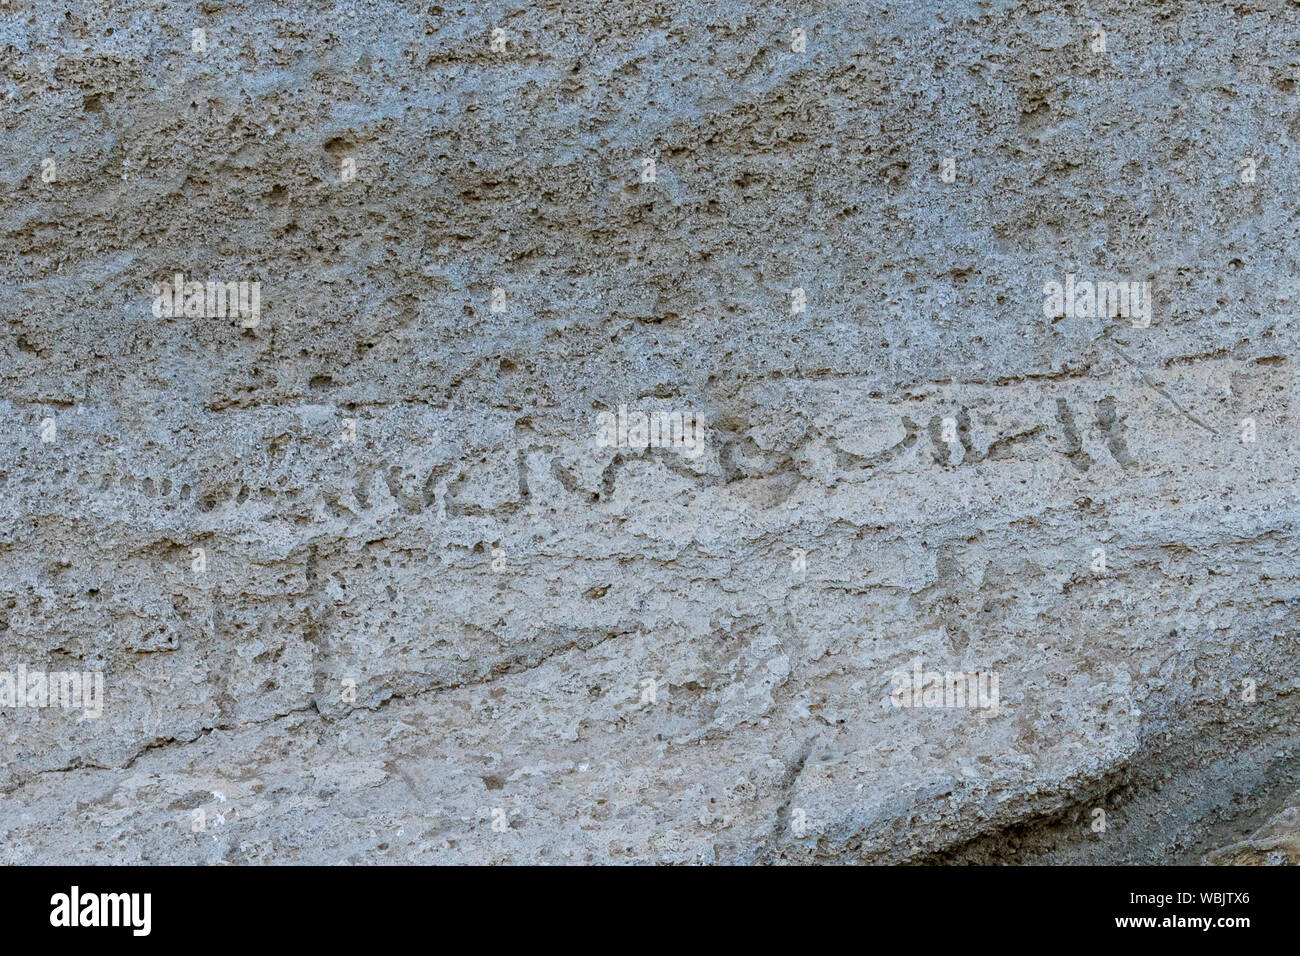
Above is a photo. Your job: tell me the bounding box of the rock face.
[1206,794,1300,866]
[1,0,1297,864]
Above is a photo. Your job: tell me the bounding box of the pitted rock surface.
[1,0,1297,863]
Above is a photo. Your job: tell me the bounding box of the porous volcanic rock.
[1,0,1297,863]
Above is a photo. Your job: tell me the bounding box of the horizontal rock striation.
[1,0,1297,863]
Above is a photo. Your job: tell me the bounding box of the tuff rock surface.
[1,0,1298,864]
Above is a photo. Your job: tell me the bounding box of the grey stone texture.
[0,0,1297,863]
